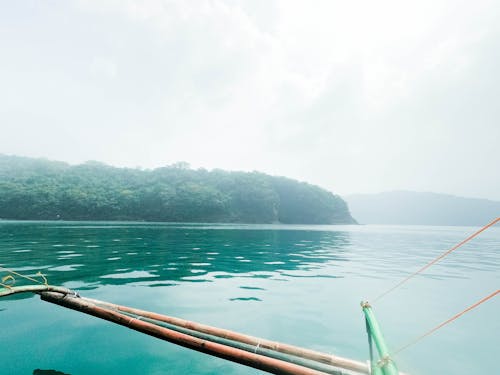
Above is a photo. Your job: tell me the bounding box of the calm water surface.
[0,221,498,375]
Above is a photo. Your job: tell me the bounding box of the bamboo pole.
[40,292,339,375]
[116,308,347,375]
[83,297,369,374]
[0,285,74,298]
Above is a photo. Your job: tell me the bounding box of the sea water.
[0,221,498,375]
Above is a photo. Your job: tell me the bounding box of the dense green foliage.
[0,155,356,224]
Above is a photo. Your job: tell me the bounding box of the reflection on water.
[0,221,498,375]
[0,222,351,289]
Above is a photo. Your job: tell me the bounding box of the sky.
[1,0,499,200]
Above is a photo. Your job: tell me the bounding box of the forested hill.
[0,155,356,224]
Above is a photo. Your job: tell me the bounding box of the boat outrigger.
[0,283,402,375]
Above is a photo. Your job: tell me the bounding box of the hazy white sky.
[1,0,499,199]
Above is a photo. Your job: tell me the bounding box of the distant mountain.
[0,154,356,224]
[345,191,500,226]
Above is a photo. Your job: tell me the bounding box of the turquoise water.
[0,221,498,375]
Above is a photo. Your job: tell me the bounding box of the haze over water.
[1,221,498,375]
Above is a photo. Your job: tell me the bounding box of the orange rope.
[392,290,499,356]
[372,217,500,302]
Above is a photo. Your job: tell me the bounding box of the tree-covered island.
[0,155,356,224]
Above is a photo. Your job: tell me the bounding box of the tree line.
[0,155,356,224]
